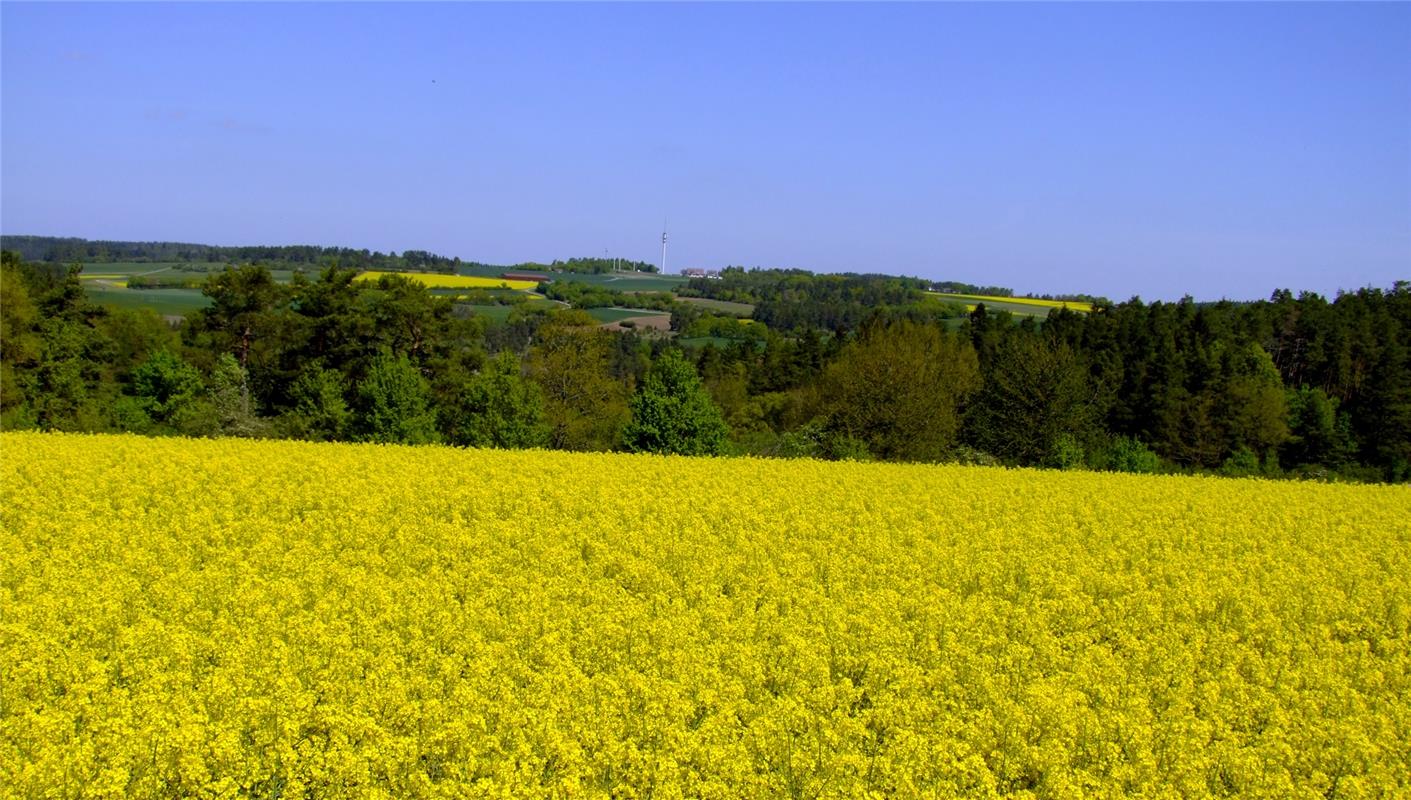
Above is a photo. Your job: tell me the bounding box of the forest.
[2,249,1407,482]
[0,235,464,273]
[0,236,662,277]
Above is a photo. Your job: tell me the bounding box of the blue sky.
[2,2,1407,301]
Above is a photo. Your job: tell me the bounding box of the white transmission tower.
[660,224,668,274]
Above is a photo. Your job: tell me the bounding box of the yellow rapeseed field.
[927,293,1095,313]
[2,432,1407,798]
[356,271,540,291]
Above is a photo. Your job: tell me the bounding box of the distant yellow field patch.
[356,271,539,291]
[929,292,1093,313]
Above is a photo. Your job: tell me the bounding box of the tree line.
[1,235,465,273]
[1,236,664,278]
[680,267,975,332]
[2,251,1406,481]
[547,256,659,274]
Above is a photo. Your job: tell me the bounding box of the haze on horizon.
[2,2,1407,302]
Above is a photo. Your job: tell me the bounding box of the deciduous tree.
[623,350,728,456]
[819,320,981,461]
[355,352,439,445]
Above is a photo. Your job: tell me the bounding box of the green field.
[454,264,519,278]
[84,285,211,315]
[84,263,325,280]
[585,306,668,323]
[674,296,755,317]
[80,262,222,276]
[553,272,688,292]
[98,273,204,288]
[78,265,313,313]
[429,287,531,301]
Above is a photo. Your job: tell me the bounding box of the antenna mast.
[660,218,668,274]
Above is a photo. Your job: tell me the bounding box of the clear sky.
[2,2,1407,301]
